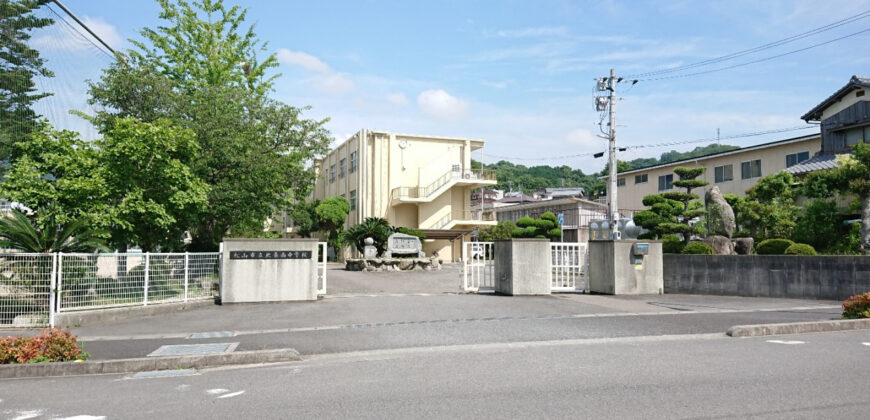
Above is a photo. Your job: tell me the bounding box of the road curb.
[726,318,870,337]
[0,348,301,379]
[54,300,217,328]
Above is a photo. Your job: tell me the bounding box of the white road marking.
[862,342,870,346]
[206,388,229,395]
[56,416,106,420]
[175,384,191,391]
[216,390,245,399]
[11,410,42,420]
[766,340,805,345]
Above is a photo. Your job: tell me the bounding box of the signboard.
[229,250,312,260]
[558,213,564,225]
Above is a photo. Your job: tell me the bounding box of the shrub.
[842,292,870,319]
[0,329,89,364]
[681,242,713,255]
[756,239,794,255]
[516,217,535,228]
[784,243,817,256]
[661,234,684,254]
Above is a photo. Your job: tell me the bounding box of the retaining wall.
[663,255,870,300]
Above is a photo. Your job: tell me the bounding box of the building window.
[617,178,625,187]
[349,190,357,211]
[740,160,761,179]
[785,151,810,168]
[329,165,336,183]
[634,174,648,184]
[339,158,346,178]
[714,164,733,183]
[658,174,673,191]
[350,151,358,173]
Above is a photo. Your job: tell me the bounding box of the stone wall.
[663,255,870,300]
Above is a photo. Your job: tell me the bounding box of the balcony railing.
[391,168,498,201]
[433,209,497,229]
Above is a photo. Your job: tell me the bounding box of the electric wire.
[483,125,815,162]
[44,3,116,60]
[624,10,870,79]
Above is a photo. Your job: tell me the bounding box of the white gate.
[462,242,494,292]
[317,242,327,295]
[550,242,588,292]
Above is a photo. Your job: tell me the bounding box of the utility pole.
[607,68,619,239]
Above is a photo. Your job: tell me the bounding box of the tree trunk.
[862,194,870,255]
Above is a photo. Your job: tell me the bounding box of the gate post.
[49,253,57,328]
[143,252,150,306]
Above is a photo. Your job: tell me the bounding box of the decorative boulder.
[704,235,736,255]
[733,238,754,255]
[705,186,736,238]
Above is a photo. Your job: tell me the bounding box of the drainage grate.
[147,342,239,357]
[131,369,198,379]
[188,331,236,339]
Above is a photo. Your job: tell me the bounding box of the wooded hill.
[475,143,739,197]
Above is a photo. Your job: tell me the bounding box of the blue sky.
[31,0,870,174]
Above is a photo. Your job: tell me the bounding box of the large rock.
[705,186,736,238]
[733,237,754,255]
[705,235,736,255]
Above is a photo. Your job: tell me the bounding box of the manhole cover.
[148,342,238,357]
[188,331,236,339]
[131,369,198,379]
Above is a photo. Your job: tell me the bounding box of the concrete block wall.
[663,255,870,300]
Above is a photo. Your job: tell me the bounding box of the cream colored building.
[607,134,821,211]
[312,129,497,261]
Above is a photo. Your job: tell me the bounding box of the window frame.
[350,151,358,173]
[617,178,626,187]
[339,158,347,178]
[634,174,648,184]
[740,159,761,180]
[714,164,733,183]
[349,190,357,211]
[658,174,673,191]
[329,164,336,183]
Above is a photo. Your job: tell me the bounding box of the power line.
[483,125,815,162]
[637,28,870,81]
[46,0,116,59]
[625,10,870,79]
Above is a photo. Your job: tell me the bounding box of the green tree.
[478,220,516,242]
[315,196,349,250]
[800,142,870,254]
[0,120,207,251]
[289,199,320,238]
[736,172,799,241]
[97,117,208,251]
[87,0,331,250]
[511,212,561,240]
[342,217,392,256]
[0,0,54,163]
[633,166,708,244]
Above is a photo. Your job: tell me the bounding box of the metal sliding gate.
[462,242,494,292]
[461,241,587,293]
[549,242,588,293]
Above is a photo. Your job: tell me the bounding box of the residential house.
[533,187,585,201]
[495,198,610,242]
[605,134,821,211]
[312,130,497,261]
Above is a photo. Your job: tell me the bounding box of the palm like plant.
[0,210,109,253]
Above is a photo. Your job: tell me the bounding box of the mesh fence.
[57,253,220,312]
[0,253,53,328]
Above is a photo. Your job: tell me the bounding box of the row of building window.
[617,151,812,191]
[328,151,359,183]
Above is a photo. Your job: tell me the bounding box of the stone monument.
[705,186,736,238]
[363,237,378,259]
[382,232,424,258]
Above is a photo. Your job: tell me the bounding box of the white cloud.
[276,49,331,73]
[313,73,355,95]
[493,26,569,38]
[386,92,410,105]
[564,129,602,150]
[81,16,122,49]
[481,80,510,89]
[417,89,469,121]
[277,48,355,95]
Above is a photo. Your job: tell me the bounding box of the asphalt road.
[4,329,870,419]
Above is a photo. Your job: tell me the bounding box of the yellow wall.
[820,88,867,120]
[610,136,820,210]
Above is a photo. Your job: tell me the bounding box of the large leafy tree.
[801,142,870,254]
[0,120,208,251]
[88,0,331,250]
[315,196,349,250]
[0,0,54,163]
[726,172,799,241]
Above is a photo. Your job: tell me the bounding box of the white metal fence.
[461,242,588,293]
[462,242,494,292]
[0,252,220,328]
[317,242,327,296]
[0,253,56,328]
[550,243,588,292]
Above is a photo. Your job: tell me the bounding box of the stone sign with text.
[383,232,424,258]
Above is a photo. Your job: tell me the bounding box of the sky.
[28,0,870,174]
